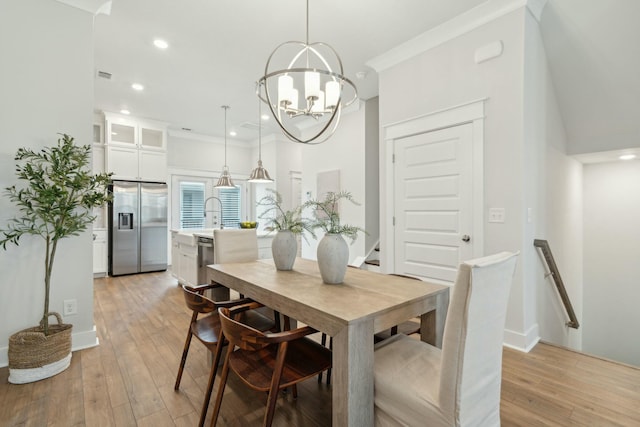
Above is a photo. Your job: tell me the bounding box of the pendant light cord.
[258,99,262,161]
[223,105,228,167]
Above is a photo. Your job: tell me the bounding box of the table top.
[208,258,449,336]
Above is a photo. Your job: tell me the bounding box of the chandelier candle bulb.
[278,75,294,106]
[290,88,299,111]
[305,71,321,99]
[325,81,339,109]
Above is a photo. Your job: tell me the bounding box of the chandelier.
[215,105,235,188]
[256,0,357,144]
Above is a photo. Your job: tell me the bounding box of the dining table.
[207,258,450,427]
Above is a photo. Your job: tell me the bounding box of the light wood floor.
[1,271,639,426]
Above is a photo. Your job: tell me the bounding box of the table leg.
[332,320,374,426]
[420,289,449,348]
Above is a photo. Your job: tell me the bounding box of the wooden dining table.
[207,258,450,427]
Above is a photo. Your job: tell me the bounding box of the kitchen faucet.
[204,196,224,229]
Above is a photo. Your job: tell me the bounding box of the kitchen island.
[170,228,273,286]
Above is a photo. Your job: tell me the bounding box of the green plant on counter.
[0,134,112,335]
[304,191,366,243]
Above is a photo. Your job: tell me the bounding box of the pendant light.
[215,105,235,188]
[248,89,274,183]
[256,0,357,144]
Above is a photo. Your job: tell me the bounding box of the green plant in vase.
[257,188,314,270]
[304,191,366,283]
[0,133,112,383]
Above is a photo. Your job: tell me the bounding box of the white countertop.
[171,228,272,245]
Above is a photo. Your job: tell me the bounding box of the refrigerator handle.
[118,212,134,230]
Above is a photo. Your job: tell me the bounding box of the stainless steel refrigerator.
[109,180,168,276]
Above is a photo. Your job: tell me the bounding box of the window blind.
[180,182,205,229]
[218,186,241,228]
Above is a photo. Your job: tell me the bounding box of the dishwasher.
[197,236,215,285]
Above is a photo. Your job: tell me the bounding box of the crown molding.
[55,0,112,15]
[367,0,547,73]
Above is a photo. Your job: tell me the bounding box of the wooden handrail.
[533,239,580,329]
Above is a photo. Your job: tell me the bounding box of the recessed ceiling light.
[120,109,130,115]
[153,39,169,49]
[229,131,237,137]
[131,83,144,91]
[619,154,636,160]
[261,114,269,121]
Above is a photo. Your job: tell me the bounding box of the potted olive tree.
[0,134,112,384]
[257,189,315,270]
[305,191,365,284]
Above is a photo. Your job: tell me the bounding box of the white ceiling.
[93,0,488,140]
[94,0,640,156]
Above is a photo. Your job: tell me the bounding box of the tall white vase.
[272,230,297,271]
[317,233,349,284]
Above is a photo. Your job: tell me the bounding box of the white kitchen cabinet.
[179,243,198,287]
[170,232,180,279]
[93,229,107,276]
[104,112,167,182]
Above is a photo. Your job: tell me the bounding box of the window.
[179,182,205,229]
[218,186,241,228]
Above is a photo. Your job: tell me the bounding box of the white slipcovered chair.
[374,251,519,427]
[213,228,281,329]
[213,228,259,263]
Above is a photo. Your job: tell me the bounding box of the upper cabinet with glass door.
[103,112,168,182]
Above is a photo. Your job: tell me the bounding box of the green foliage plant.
[0,134,112,335]
[257,189,315,241]
[304,191,366,244]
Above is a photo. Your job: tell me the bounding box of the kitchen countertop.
[171,228,272,245]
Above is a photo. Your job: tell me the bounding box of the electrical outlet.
[63,299,77,316]
[488,208,506,223]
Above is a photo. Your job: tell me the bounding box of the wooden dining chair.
[174,284,276,427]
[210,302,332,427]
[373,252,519,426]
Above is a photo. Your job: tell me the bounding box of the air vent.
[239,121,263,132]
[97,70,112,80]
[181,127,192,131]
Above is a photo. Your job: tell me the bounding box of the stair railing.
[533,239,580,329]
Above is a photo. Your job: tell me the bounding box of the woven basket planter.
[8,312,72,384]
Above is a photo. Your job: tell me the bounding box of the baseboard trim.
[503,323,540,352]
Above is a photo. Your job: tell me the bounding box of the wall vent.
[97,70,112,80]
[239,121,262,131]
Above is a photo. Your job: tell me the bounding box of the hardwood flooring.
[1,270,639,426]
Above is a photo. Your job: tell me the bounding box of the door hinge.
[392,154,395,163]
[392,216,396,226]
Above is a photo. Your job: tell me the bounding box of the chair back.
[214,229,259,263]
[438,251,518,425]
[182,285,216,314]
[218,304,270,352]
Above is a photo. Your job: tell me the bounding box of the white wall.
[525,10,584,349]
[365,97,380,252]
[377,8,537,350]
[583,161,640,367]
[167,132,253,177]
[300,101,371,263]
[0,0,98,366]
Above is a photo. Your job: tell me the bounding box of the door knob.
[462,235,471,242]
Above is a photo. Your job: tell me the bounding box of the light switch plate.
[489,208,505,223]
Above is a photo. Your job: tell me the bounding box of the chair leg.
[174,330,193,390]
[263,342,288,427]
[210,346,233,427]
[198,338,226,427]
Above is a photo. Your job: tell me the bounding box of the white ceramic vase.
[272,230,297,271]
[317,233,349,284]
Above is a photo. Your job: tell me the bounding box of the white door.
[394,123,474,285]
